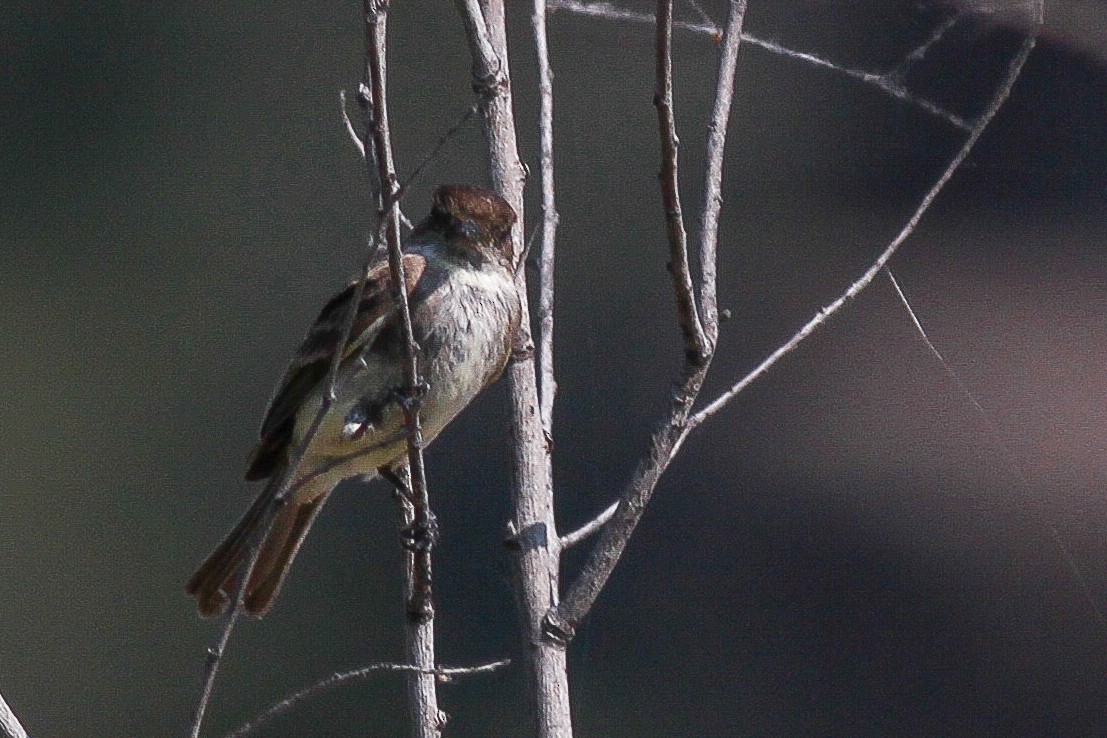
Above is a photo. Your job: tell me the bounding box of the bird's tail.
[186,473,330,618]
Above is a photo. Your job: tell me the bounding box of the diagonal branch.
[546,0,971,130]
[0,690,28,738]
[222,659,511,738]
[685,29,1040,433]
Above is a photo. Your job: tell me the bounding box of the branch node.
[511,338,536,362]
[407,597,435,624]
[472,73,509,100]
[400,511,440,553]
[540,609,575,648]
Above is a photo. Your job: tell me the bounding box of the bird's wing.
[244,253,428,480]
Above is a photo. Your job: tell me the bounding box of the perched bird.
[187,185,521,618]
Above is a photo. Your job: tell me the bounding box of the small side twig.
[559,501,619,549]
[188,233,381,738]
[340,89,366,159]
[546,0,971,130]
[222,659,511,738]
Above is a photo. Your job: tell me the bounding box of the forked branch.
[686,29,1041,433]
[547,0,749,643]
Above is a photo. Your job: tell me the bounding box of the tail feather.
[187,475,330,618]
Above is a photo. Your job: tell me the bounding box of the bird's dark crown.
[415,186,516,262]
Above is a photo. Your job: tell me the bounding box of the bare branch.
[0,691,29,738]
[533,0,560,436]
[362,3,440,736]
[340,89,366,159]
[902,10,961,69]
[546,0,748,645]
[697,0,747,345]
[559,501,619,549]
[222,659,511,738]
[687,29,1041,433]
[546,0,971,130]
[454,2,570,736]
[655,0,709,363]
[452,0,527,240]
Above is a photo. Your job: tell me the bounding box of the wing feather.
[245,253,428,480]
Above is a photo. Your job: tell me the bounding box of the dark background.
[3,1,1106,735]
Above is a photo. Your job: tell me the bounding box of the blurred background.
[2,0,1106,735]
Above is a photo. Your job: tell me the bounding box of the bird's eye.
[456,219,481,241]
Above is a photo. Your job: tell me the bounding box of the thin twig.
[344,90,416,233]
[885,268,1106,630]
[655,0,709,363]
[687,31,1041,433]
[402,103,479,195]
[902,10,961,69]
[697,0,747,345]
[681,0,716,30]
[340,89,367,159]
[534,0,560,436]
[0,691,29,738]
[546,0,971,130]
[188,242,378,737]
[222,659,511,738]
[363,3,441,737]
[559,502,619,549]
[546,0,748,645]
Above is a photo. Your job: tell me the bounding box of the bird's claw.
[400,513,440,552]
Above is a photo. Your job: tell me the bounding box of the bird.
[187,185,522,618]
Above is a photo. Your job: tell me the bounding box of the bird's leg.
[379,464,438,551]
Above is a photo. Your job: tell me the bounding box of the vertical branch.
[363,2,441,736]
[533,0,560,435]
[454,2,571,737]
[697,0,747,344]
[655,0,708,363]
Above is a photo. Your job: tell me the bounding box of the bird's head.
[414,185,517,268]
